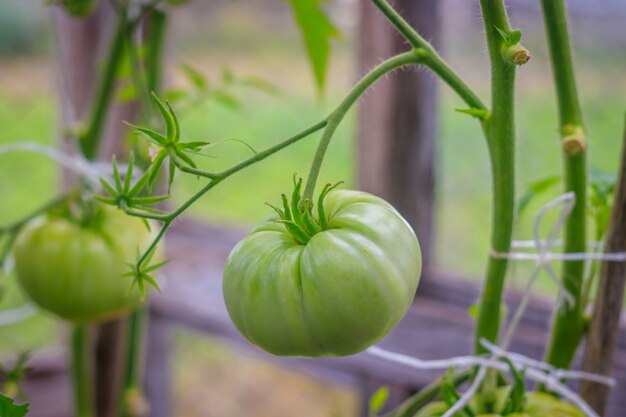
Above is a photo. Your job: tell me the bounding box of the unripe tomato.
[14,205,157,323]
[223,188,422,357]
[59,0,97,17]
[414,392,583,417]
[523,392,584,417]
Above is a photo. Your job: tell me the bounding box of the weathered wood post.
[357,0,439,414]
[581,119,626,416]
[357,0,439,280]
[55,4,142,417]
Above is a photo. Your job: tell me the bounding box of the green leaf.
[0,394,29,417]
[494,25,513,45]
[517,176,561,216]
[163,88,188,103]
[589,168,616,240]
[368,387,389,416]
[501,357,526,414]
[239,76,279,95]
[287,0,339,91]
[181,64,209,91]
[509,29,522,45]
[117,82,137,103]
[213,91,240,110]
[456,108,489,120]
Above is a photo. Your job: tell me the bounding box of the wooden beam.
[357,0,439,274]
[581,118,626,415]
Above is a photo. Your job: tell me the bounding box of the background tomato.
[414,391,584,417]
[58,0,97,17]
[223,189,422,357]
[14,204,158,323]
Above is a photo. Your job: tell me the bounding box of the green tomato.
[58,0,97,17]
[223,188,422,357]
[523,392,584,417]
[14,205,157,323]
[414,391,583,417]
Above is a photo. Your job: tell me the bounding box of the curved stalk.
[370,0,486,112]
[302,50,426,201]
[540,0,587,370]
[71,325,95,417]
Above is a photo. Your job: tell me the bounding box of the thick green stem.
[79,10,128,160]
[540,0,587,370]
[145,10,167,95]
[474,0,517,356]
[120,309,146,417]
[71,325,95,417]
[302,50,425,201]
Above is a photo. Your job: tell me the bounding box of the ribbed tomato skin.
[223,190,422,357]
[14,206,157,323]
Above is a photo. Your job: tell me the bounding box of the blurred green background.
[0,0,625,415]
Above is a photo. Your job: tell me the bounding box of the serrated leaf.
[0,394,29,417]
[517,175,561,216]
[181,64,209,91]
[287,0,339,91]
[368,387,389,416]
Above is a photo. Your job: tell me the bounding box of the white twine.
[491,191,626,265]
[0,141,135,187]
[0,304,37,327]
[443,366,486,417]
[367,343,612,417]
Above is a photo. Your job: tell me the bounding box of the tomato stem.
[301,50,426,202]
[370,0,487,111]
[121,309,148,417]
[71,325,95,417]
[539,0,587,371]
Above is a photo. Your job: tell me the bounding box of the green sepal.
[456,108,489,120]
[151,92,178,143]
[500,357,527,414]
[125,122,168,147]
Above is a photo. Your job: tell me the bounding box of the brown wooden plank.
[356,0,439,275]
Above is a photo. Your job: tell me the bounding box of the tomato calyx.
[267,176,342,244]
